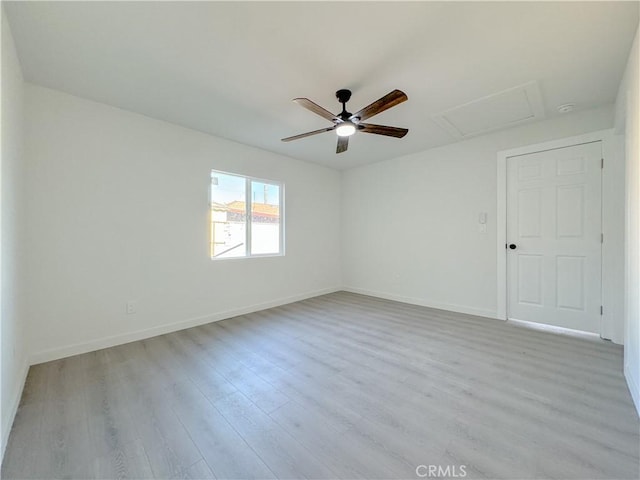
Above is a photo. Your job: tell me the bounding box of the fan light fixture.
[336,121,356,137]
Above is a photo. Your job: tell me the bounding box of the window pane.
[250,181,280,255]
[211,172,246,258]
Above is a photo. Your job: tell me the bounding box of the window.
[210,171,283,259]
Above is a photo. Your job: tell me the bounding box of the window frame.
[210,169,285,260]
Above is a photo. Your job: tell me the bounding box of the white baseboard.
[30,287,340,365]
[1,358,29,462]
[624,362,640,417]
[341,286,499,320]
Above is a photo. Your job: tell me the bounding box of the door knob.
[509,244,517,250]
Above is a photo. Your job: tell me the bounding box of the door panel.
[518,188,542,237]
[518,255,543,305]
[556,185,584,237]
[507,142,602,333]
[556,255,584,311]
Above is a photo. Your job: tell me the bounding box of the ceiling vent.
[432,81,545,138]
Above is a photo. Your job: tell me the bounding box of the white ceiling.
[5,1,638,170]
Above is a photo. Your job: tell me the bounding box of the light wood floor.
[2,292,639,479]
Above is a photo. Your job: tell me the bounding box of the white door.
[507,141,602,333]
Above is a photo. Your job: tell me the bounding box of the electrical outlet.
[126,301,137,315]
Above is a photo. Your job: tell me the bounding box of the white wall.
[23,85,341,362]
[1,11,28,457]
[342,106,615,320]
[616,25,640,414]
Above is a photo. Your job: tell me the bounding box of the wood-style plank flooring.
[2,292,639,479]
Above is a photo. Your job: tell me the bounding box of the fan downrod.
[336,89,352,119]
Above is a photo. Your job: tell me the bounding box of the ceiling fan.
[281,89,408,154]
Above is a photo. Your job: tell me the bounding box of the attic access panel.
[432,81,545,138]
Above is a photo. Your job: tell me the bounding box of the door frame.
[497,129,625,343]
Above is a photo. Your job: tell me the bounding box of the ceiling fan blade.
[350,90,408,122]
[358,123,409,138]
[336,135,349,154]
[293,98,339,122]
[281,126,335,142]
